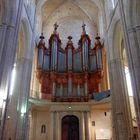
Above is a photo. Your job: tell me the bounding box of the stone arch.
[16,22,25,61]
[60,111,81,122]
[16,18,31,62]
[112,21,130,69]
[107,19,122,61]
[20,18,31,57]
[35,0,102,40]
[112,21,124,60]
[36,0,101,13]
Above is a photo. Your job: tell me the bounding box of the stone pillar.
[109,58,133,140]
[81,112,85,140]
[5,58,32,140]
[56,112,61,140]
[85,111,91,140]
[51,111,55,140]
[126,26,140,133]
[118,0,140,136]
[126,26,140,138]
[30,111,37,140]
[0,0,24,139]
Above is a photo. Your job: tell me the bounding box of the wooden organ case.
[36,24,107,102]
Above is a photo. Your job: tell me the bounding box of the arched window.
[124,66,133,96]
[107,0,115,10]
[122,45,133,96]
[41,124,46,133]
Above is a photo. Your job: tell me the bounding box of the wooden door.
[62,115,79,140]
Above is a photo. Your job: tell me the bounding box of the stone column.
[8,58,32,140]
[51,111,55,140]
[109,58,133,140]
[30,111,37,140]
[81,112,85,140]
[0,0,24,139]
[84,111,91,140]
[118,0,140,136]
[56,112,61,140]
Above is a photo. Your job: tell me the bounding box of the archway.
[62,115,79,140]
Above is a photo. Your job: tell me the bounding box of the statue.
[82,23,86,32]
[54,22,59,32]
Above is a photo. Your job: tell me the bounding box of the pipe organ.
[36,24,106,102]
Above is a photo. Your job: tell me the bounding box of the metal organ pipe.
[96,47,102,69]
[68,48,72,70]
[60,84,63,97]
[38,48,44,69]
[52,82,56,96]
[66,36,74,97]
[82,39,89,71]
[68,76,72,96]
[43,51,49,71]
[51,40,58,71]
[84,81,88,96]
[68,56,72,96]
[37,33,45,69]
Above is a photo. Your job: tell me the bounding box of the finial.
[54,22,59,32]
[40,33,45,40]
[68,36,72,41]
[82,23,86,32]
[95,33,100,40]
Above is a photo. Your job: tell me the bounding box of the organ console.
[36,23,106,102]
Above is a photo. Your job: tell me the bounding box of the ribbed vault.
[36,0,103,48]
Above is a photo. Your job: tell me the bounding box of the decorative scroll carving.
[36,25,106,102]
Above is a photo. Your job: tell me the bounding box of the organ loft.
[36,23,108,102]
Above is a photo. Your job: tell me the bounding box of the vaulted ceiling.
[42,0,99,24]
[36,0,104,48]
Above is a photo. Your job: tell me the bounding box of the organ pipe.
[36,24,106,102]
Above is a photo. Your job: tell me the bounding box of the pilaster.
[50,111,55,140]
[81,112,85,140]
[85,111,91,140]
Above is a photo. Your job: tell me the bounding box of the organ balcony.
[35,24,107,102]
